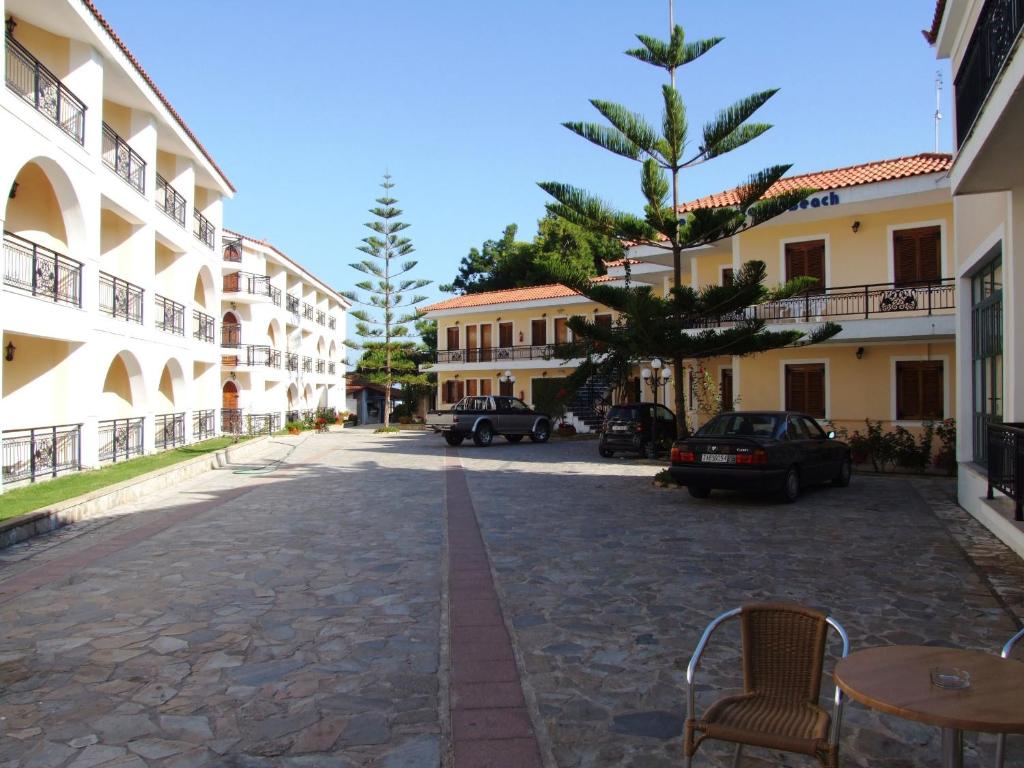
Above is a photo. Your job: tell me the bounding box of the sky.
[94,0,950,308]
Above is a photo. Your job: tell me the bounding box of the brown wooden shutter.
[893,226,941,285]
[722,268,735,287]
[446,327,460,349]
[785,240,825,293]
[897,361,943,419]
[499,322,513,347]
[456,380,465,400]
[785,364,825,418]
[466,379,478,397]
[919,228,941,282]
[480,379,492,396]
[499,379,513,396]
[531,319,547,345]
[721,369,734,411]
[922,363,943,418]
[554,317,568,344]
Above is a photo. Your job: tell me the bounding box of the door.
[223,271,241,293]
[784,240,826,293]
[531,319,547,347]
[499,322,513,350]
[446,327,461,362]
[554,317,569,344]
[785,364,825,419]
[466,325,478,363]
[505,397,535,433]
[721,369,733,412]
[222,381,239,410]
[479,324,493,362]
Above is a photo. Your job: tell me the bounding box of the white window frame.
[889,354,951,426]
[886,219,948,284]
[779,358,830,418]
[778,234,830,290]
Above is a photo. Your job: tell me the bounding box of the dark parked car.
[599,403,677,458]
[669,411,851,502]
[426,396,551,446]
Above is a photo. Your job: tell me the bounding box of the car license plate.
[612,425,628,432]
[701,453,732,464]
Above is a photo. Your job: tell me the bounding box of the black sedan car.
[669,411,851,502]
[599,402,677,458]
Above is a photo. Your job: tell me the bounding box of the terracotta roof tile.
[676,152,951,213]
[80,0,235,192]
[422,284,582,312]
[923,0,947,44]
[603,257,642,267]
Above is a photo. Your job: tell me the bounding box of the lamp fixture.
[851,220,861,233]
[8,181,18,199]
[230,371,236,380]
[856,346,865,359]
[5,16,16,36]
[4,341,15,361]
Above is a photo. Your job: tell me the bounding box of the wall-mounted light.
[851,221,861,234]
[454,320,460,326]
[495,316,501,322]
[5,16,16,36]
[8,181,18,199]
[4,341,15,361]
[541,313,547,318]
[856,346,865,359]
[230,371,236,380]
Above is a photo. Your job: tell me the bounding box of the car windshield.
[698,413,781,438]
[608,405,640,421]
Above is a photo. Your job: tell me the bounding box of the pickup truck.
[426,396,551,447]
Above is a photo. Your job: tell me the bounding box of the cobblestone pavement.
[1,431,1023,767]
[456,439,1024,768]
[0,432,445,768]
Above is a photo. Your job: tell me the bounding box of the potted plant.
[285,420,303,436]
[337,410,352,426]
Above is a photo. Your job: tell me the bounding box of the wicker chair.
[684,603,849,768]
[995,626,1024,767]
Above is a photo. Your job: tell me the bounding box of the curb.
[0,436,271,551]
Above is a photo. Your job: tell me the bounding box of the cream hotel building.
[0,0,347,491]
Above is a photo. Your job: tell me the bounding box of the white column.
[1005,187,1023,422]
[129,110,157,198]
[65,40,103,160]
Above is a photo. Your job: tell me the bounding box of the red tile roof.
[80,0,235,192]
[676,153,952,213]
[423,284,582,312]
[923,0,947,44]
[604,258,642,268]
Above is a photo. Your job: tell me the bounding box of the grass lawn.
[0,436,249,522]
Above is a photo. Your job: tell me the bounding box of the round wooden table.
[834,646,1024,768]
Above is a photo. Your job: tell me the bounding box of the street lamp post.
[498,369,517,397]
[640,358,673,457]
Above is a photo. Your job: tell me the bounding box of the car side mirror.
[827,430,836,439]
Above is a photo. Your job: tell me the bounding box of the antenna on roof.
[934,70,943,153]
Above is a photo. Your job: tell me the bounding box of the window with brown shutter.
[466,379,478,397]
[785,364,826,418]
[446,327,460,350]
[896,361,943,419]
[784,240,826,293]
[593,313,612,353]
[554,317,569,344]
[531,319,547,345]
[721,369,734,411]
[893,226,941,286]
[480,379,492,396]
[722,268,735,287]
[498,322,513,348]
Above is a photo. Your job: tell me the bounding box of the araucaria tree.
[343,174,431,429]
[539,11,839,436]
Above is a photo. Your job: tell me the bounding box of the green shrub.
[934,418,957,476]
[285,420,304,432]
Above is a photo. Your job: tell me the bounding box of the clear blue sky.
[96,0,949,306]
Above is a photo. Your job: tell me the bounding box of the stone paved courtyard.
[0,430,1022,767]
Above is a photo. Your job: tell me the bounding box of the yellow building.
[930,0,1024,556]
[423,153,956,439]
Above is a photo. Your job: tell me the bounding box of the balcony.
[316,310,326,326]
[303,302,314,320]
[193,309,215,343]
[988,422,1024,521]
[247,345,282,368]
[954,0,1024,148]
[101,123,146,194]
[2,423,81,484]
[222,236,242,263]
[436,344,557,364]
[286,352,299,372]
[223,271,280,304]
[155,412,184,450]
[245,413,280,435]
[316,359,326,374]
[328,316,337,330]
[286,294,300,313]
[328,361,336,375]
[302,356,312,373]
[155,174,186,227]
[221,322,241,347]
[5,32,86,144]
[98,417,143,463]
[4,231,82,307]
[99,272,143,323]
[193,208,215,249]
[155,294,185,336]
[193,409,216,441]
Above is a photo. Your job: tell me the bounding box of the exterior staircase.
[564,374,612,433]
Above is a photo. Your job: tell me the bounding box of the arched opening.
[222,380,239,410]
[303,383,313,407]
[287,383,298,408]
[329,340,338,361]
[193,265,215,311]
[156,366,175,411]
[222,310,240,347]
[100,352,144,416]
[317,336,326,357]
[267,318,283,349]
[4,162,69,251]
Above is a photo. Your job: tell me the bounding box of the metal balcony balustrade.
[988,422,1024,521]
[101,123,146,193]
[285,352,299,371]
[328,316,337,330]
[246,345,281,368]
[3,231,82,307]
[193,208,214,249]
[154,294,185,335]
[954,0,1024,147]
[437,343,559,364]
[99,271,143,323]
[316,310,326,326]
[221,408,243,434]
[154,412,184,449]
[302,356,312,372]
[286,294,300,313]
[5,31,86,144]
[192,309,214,343]
[328,361,336,375]
[270,285,281,306]
[221,322,241,347]
[192,409,216,441]
[316,359,326,374]
[303,302,314,320]
[98,417,143,463]
[223,271,278,302]
[222,237,242,263]
[155,174,186,227]
[285,410,299,424]
[2,423,81,483]
[245,413,280,435]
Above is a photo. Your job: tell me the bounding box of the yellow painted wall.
[155,366,175,411]
[736,202,953,287]
[437,301,613,351]
[102,100,131,138]
[1,333,77,426]
[691,247,733,288]
[7,163,68,253]
[953,192,1007,268]
[99,355,134,417]
[12,21,71,78]
[99,209,135,278]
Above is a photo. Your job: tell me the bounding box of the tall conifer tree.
[343,174,430,429]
